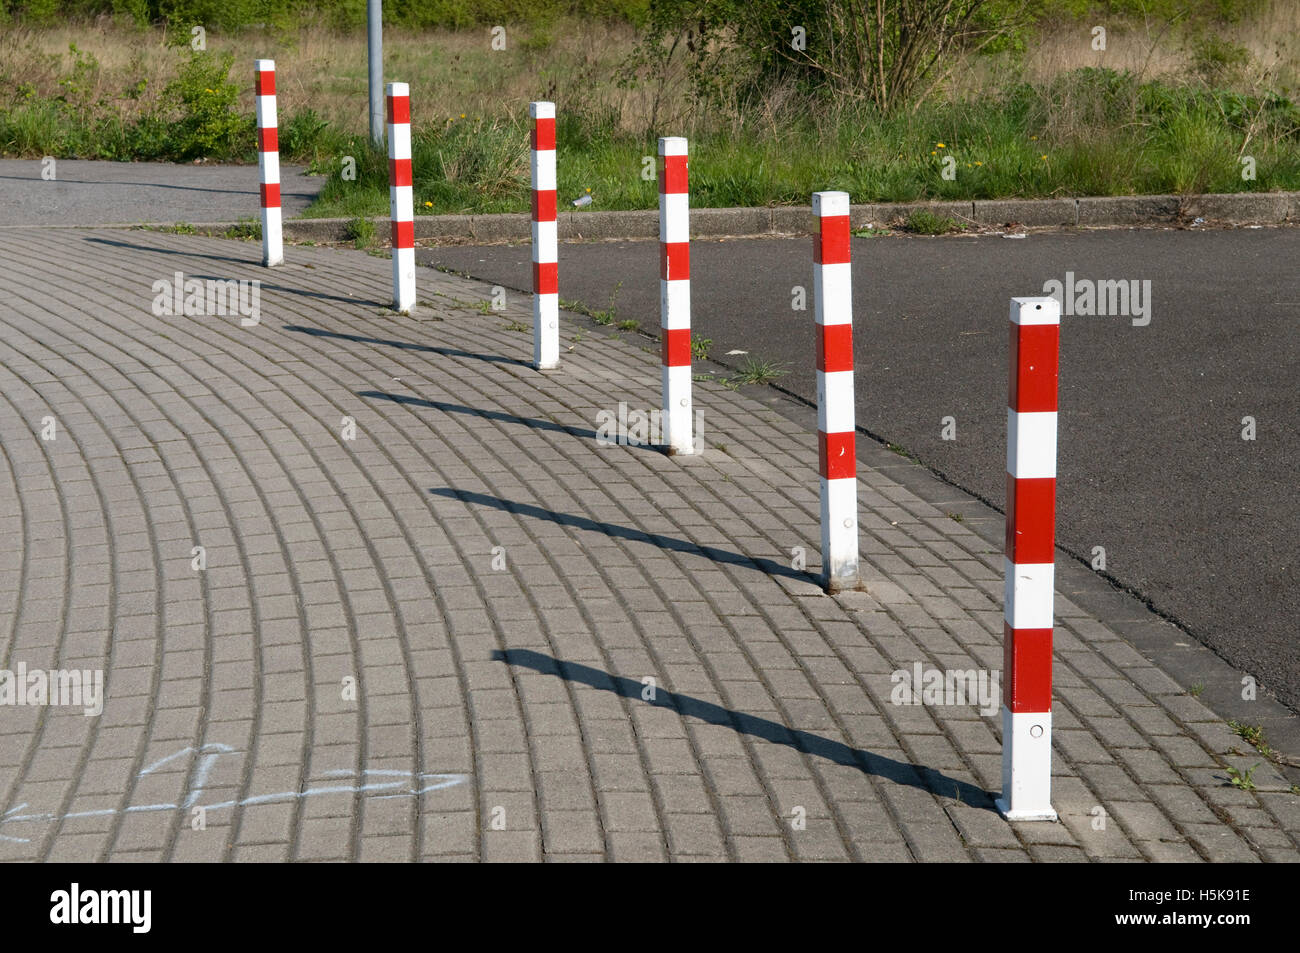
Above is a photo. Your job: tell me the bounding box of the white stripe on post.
[255,59,282,267]
[812,191,858,593]
[659,136,693,454]
[530,101,559,370]
[996,295,1061,822]
[387,82,415,312]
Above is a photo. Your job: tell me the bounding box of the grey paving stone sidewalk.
[0,228,1296,862]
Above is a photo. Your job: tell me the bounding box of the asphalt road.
[0,158,324,226]
[421,228,1300,713]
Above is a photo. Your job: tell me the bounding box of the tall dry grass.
[954,0,1299,96]
[3,3,1295,141]
[3,4,1297,212]
[0,17,660,133]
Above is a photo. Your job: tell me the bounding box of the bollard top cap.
[386,82,410,97]
[255,59,275,71]
[530,101,556,118]
[1010,296,1061,325]
[811,191,850,217]
[658,137,688,156]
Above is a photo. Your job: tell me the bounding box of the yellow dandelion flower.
[1030,135,1038,140]
[975,161,983,166]
[936,142,945,148]
[460,113,466,119]
[1040,154,1048,160]
[930,150,937,155]
[424,201,433,207]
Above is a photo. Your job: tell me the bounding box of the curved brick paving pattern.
[0,228,1296,862]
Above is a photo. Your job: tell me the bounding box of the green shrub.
[163,50,254,159]
[3,0,651,29]
[1190,34,1252,85]
[6,0,61,24]
[156,0,275,32]
[56,43,102,116]
[280,108,331,160]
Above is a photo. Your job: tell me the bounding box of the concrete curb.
[144,190,1300,244]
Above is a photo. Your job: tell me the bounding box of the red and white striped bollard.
[998,295,1061,821]
[387,82,415,312]
[530,101,559,369]
[659,136,693,454]
[812,191,859,592]
[254,59,282,267]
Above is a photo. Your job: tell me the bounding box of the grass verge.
[2,18,1298,216]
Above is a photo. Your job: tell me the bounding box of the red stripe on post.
[658,155,688,194]
[661,328,691,367]
[258,127,278,153]
[1003,623,1053,712]
[531,118,555,151]
[391,219,413,249]
[659,242,690,281]
[814,215,851,265]
[816,323,854,373]
[531,190,557,222]
[259,183,280,208]
[1005,475,1056,564]
[1008,322,1060,412]
[386,95,410,125]
[818,431,857,480]
[533,261,557,295]
[388,158,412,188]
[255,70,275,97]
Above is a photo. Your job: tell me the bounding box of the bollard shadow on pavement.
[494,648,996,809]
[289,325,531,367]
[85,235,255,267]
[431,487,814,584]
[86,238,389,307]
[192,274,385,308]
[1,173,253,195]
[364,391,600,440]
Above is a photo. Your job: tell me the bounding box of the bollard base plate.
[994,797,1058,822]
[823,575,866,595]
